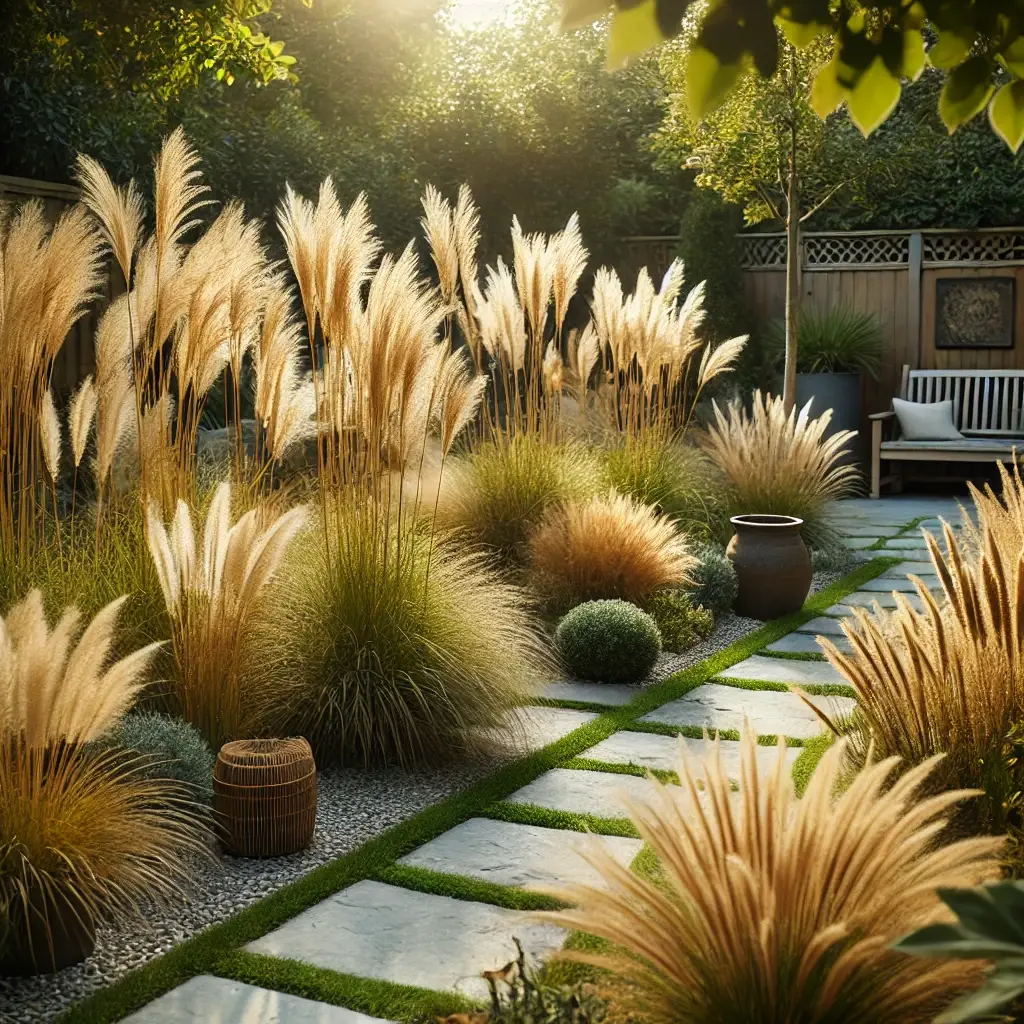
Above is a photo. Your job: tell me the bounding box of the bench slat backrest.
[902,368,1024,436]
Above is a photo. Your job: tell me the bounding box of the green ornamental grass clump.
[556,600,661,684]
[101,712,216,805]
[686,543,738,617]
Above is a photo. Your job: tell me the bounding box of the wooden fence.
[623,228,1024,438]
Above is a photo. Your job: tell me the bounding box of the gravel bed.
[651,570,844,681]
[0,758,515,1023]
[0,572,854,1021]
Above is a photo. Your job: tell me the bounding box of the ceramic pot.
[726,514,811,621]
[0,885,96,976]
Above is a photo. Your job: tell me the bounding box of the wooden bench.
[870,366,1024,498]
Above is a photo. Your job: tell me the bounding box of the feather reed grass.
[529,491,695,611]
[814,491,1024,831]
[539,731,1000,1024]
[702,390,859,549]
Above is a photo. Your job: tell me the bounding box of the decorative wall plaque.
[936,277,1015,349]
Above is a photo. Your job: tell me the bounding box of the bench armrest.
[869,410,896,421]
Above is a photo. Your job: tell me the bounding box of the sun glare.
[449,0,514,27]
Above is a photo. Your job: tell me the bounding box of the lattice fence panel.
[923,231,1024,265]
[805,234,910,266]
[740,235,786,268]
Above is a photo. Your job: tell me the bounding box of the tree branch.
[800,179,853,223]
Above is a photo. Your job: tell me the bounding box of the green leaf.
[778,17,824,48]
[929,29,972,71]
[560,0,612,31]
[998,37,1024,79]
[936,970,1024,1024]
[902,28,926,81]
[810,57,846,118]
[685,44,743,120]
[846,56,902,137]
[606,1,662,70]
[939,56,995,134]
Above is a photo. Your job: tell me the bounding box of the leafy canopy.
[562,1,1024,152]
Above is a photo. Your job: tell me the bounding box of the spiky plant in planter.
[0,591,206,974]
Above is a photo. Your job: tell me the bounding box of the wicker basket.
[213,738,317,857]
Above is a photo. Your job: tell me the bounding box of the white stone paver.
[881,561,937,577]
[825,593,925,616]
[246,881,564,1001]
[717,654,847,687]
[541,681,638,706]
[507,767,660,817]
[398,818,641,889]
[491,706,597,754]
[582,731,799,777]
[764,632,851,655]
[120,977,392,1024]
[796,616,851,635]
[858,576,934,593]
[831,590,924,610]
[640,683,854,739]
[845,537,880,549]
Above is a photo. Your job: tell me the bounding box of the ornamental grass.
[814,486,1024,832]
[702,390,859,549]
[540,731,1000,1024]
[529,490,695,612]
[258,501,550,768]
[0,592,206,969]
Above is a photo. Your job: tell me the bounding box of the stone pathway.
[118,496,967,1024]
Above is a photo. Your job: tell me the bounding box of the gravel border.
[1,571,843,1022]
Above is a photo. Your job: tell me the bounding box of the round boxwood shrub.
[556,600,662,683]
[100,712,215,804]
[687,543,738,617]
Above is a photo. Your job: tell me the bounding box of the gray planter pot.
[795,371,861,462]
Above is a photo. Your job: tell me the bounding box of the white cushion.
[892,398,964,441]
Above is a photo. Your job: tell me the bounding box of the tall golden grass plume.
[813,510,1024,825]
[421,184,459,305]
[0,590,161,747]
[702,390,858,547]
[75,153,144,282]
[0,198,102,555]
[587,260,745,437]
[551,212,588,335]
[39,388,62,484]
[69,375,98,469]
[145,481,307,747]
[529,490,694,608]
[538,730,1000,1024]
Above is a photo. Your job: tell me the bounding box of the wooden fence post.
[908,232,923,367]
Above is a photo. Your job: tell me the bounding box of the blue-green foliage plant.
[686,543,738,617]
[102,712,215,805]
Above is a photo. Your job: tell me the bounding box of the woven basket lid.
[217,737,312,768]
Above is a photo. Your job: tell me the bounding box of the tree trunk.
[783,86,801,414]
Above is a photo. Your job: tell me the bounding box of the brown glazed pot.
[0,885,96,976]
[726,514,812,621]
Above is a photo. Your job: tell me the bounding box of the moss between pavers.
[374,863,568,912]
[623,717,804,746]
[758,649,827,662]
[482,800,641,839]
[561,756,678,784]
[55,557,895,1024]
[709,675,857,699]
[791,732,834,797]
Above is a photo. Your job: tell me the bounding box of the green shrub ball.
[556,600,662,683]
[103,712,216,804]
